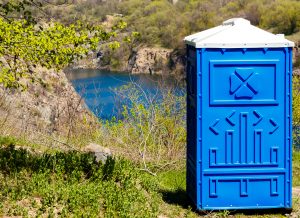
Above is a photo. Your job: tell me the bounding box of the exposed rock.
[128,47,185,75]
[293,68,300,76]
[169,48,186,75]
[102,15,120,29]
[129,47,173,75]
[72,45,185,76]
[84,143,112,163]
[0,66,96,143]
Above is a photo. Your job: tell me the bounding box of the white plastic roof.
[184,18,295,48]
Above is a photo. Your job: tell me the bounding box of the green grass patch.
[0,141,299,217]
[158,170,186,191]
[293,149,300,186]
[0,135,43,151]
[0,136,17,146]
[0,145,160,217]
[157,170,187,208]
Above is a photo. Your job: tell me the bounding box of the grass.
[0,145,160,217]
[0,136,299,217]
[293,149,300,186]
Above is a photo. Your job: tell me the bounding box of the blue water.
[66,69,182,119]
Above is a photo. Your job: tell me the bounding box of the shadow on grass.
[160,188,192,209]
[0,144,116,180]
[159,188,293,216]
[213,208,293,217]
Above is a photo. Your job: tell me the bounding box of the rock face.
[128,47,185,75]
[0,67,96,142]
[294,68,300,76]
[128,47,178,74]
[73,46,185,76]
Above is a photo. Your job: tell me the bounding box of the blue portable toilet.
[184,18,294,210]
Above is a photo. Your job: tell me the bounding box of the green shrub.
[97,82,186,171]
[260,0,300,35]
[244,0,264,25]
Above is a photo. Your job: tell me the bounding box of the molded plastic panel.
[186,47,292,210]
[209,60,279,105]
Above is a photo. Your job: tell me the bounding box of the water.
[66,69,183,119]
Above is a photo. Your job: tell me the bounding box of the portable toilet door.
[185,18,294,210]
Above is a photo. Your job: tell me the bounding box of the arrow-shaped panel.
[269,118,279,134]
[253,110,263,126]
[209,119,220,135]
[226,110,236,126]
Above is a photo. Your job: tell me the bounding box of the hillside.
[37,0,300,74]
[0,0,300,217]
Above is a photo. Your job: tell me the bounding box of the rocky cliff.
[0,67,96,145]
[129,47,185,75]
[75,46,185,75]
[129,47,172,75]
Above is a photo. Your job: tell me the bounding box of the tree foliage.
[260,0,300,35]
[41,0,300,49]
[2,0,300,89]
[0,0,127,89]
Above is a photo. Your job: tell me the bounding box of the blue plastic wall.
[186,46,293,210]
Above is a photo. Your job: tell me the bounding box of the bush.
[94,81,186,172]
[260,0,300,35]
[244,0,264,25]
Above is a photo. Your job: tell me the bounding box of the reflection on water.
[66,69,183,119]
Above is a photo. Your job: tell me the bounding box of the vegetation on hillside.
[0,138,299,217]
[0,0,300,217]
[0,143,160,217]
[39,0,300,49]
[0,0,131,89]
[101,83,186,170]
[0,75,299,216]
[35,0,300,71]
